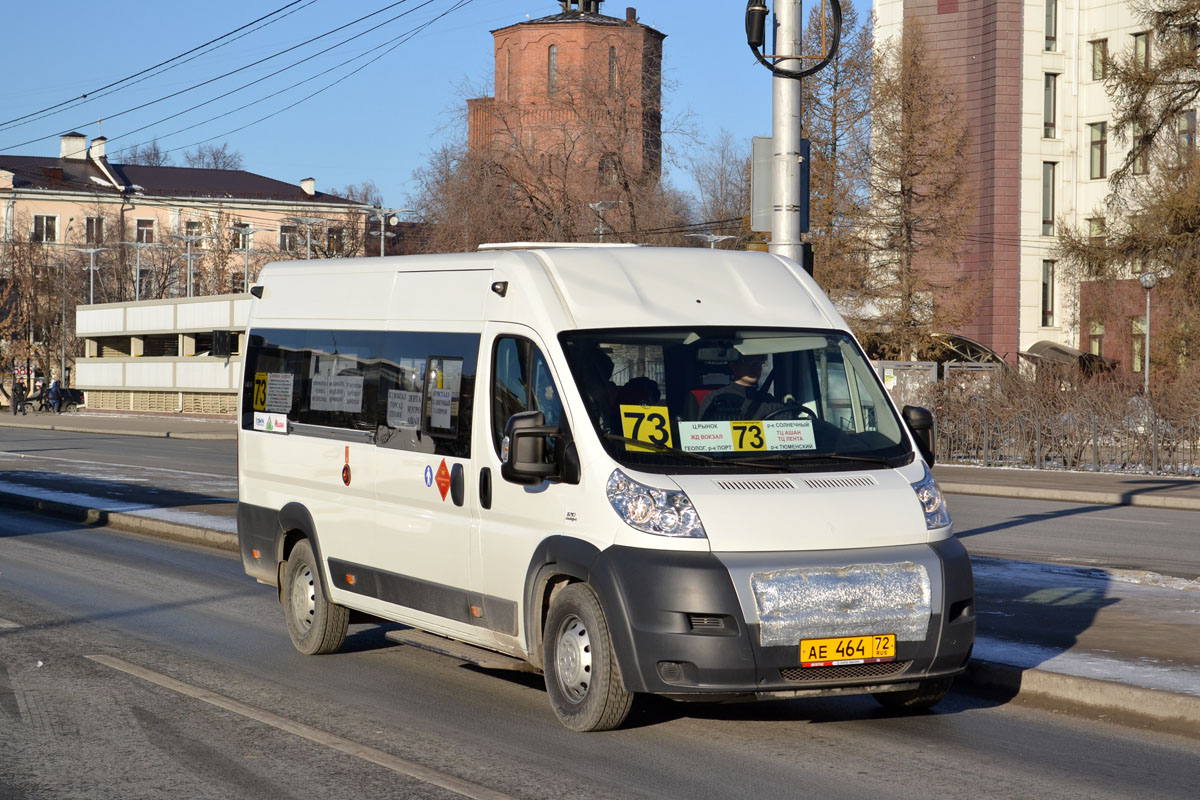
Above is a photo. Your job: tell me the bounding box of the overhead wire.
[156,0,477,157]
[107,0,449,153]
[0,0,312,134]
[0,0,419,154]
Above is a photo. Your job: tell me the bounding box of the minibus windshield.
[560,328,912,473]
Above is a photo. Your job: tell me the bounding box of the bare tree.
[118,140,173,167]
[183,143,244,171]
[801,0,874,307]
[412,48,691,250]
[337,180,385,207]
[686,130,751,246]
[858,18,978,360]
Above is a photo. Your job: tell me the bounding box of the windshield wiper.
[601,434,784,471]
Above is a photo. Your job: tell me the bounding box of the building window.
[1091,39,1108,80]
[231,222,250,250]
[326,227,344,256]
[279,224,299,252]
[1089,321,1105,356]
[608,46,617,95]
[136,219,155,244]
[184,219,206,247]
[1088,217,1107,246]
[504,50,512,102]
[1045,0,1057,51]
[1133,123,1150,175]
[1043,74,1057,138]
[1041,261,1055,327]
[85,216,104,245]
[1177,110,1197,154]
[1090,122,1108,179]
[1132,318,1146,373]
[32,215,57,243]
[1134,32,1150,69]
[1042,162,1056,236]
[548,45,558,95]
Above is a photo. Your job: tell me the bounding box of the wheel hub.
[290,565,316,632]
[555,615,592,703]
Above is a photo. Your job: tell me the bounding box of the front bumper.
[589,538,975,697]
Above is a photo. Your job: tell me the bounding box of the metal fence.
[933,400,1200,476]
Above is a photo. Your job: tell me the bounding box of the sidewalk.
[2,411,1199,736]
[0,408,236,440]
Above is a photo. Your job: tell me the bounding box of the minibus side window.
[376,331,479,458]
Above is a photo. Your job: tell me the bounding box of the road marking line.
[1091,517,1170,526]
[0,450,231,480]
[85,654,514,800]
[0,617,21,629]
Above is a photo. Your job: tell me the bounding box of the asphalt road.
[2,507,1197,800]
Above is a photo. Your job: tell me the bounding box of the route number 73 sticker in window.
[253,372,268,411]
[620,404,673,451]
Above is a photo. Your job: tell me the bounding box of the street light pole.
[588,201,618,242]
[770,0,804,264]
[1139,271,1158,396]
[686,233,737,249]
[229,225,268,292]
[169,232,215,297]
[369,208,412,257]
[122,241,161,301]
[59,218,73,382]
[74,247,109,304]
[285,217,333,260]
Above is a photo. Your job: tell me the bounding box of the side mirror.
[902,405,936,467]
[501,410,559,485]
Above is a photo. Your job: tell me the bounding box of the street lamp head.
[1139,271,1159,290]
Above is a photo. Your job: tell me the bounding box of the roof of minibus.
[251,246,845,333]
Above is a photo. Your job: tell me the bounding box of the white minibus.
[237,244,974,731]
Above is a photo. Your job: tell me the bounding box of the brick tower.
[467,1,666,194]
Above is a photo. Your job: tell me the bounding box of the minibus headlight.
[911,464,951,530]
[606,469,706,538]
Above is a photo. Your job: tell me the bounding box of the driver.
[698,353,783,420]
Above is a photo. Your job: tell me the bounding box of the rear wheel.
[543,583,633,732]
[872,677,953,712]
[283,539,349,655]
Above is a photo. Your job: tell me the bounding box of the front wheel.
[543,583,633,732]
[872,677,953,712]
[283,539,349,655]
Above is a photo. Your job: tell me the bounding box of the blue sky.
[1,0,796,209]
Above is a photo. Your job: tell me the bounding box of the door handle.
[450,462,465,507]
[479,467,492,509]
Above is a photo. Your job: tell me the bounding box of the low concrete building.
[75,294,249,415]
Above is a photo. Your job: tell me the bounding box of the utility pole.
[745,1,842,269]
[229,225,268,291]
[59,218,74,382]
[74,247,109,304]
[770,0,804,264]
[169,232,214,297]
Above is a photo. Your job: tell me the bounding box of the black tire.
[872,677,953,712]
[283,539,349,655]
[543,583,634,732]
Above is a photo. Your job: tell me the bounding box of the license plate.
[800,634,896,667]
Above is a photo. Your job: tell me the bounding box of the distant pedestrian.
[11,380,25,415]
[49,379,62,414]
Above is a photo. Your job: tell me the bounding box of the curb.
[960,659,1200,735]
[0,491,237,552]
[940,481,1200,512]
[0,421,235,440]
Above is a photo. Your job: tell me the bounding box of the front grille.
[802,475,878,490]
[780,661,910,682]
[714,478,796,492]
